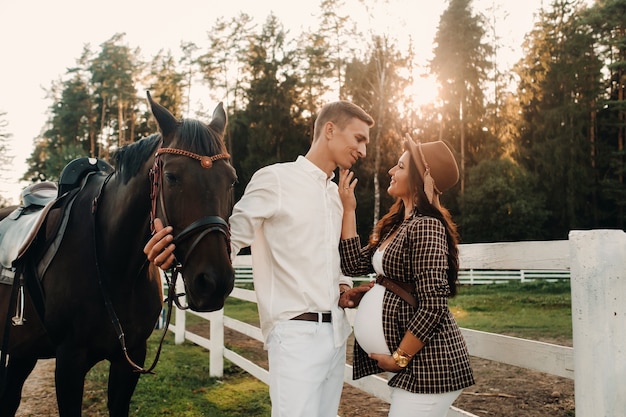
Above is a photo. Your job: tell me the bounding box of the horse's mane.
[113,134,161,184]
[112,118,228,184]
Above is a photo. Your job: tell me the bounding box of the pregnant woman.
[338,135,474,417]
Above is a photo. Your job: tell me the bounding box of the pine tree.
[344,35,408,229]
[23,74,93,182]
[198,13,256,113]
[235,14,309,185]
[514,0,602,237]
[585,0,626,228]
[430,0,492,193]
[89,33,140,158]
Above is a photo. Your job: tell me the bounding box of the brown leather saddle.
[0,158,113,286]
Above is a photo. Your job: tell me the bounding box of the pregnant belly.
[353,284,390,355]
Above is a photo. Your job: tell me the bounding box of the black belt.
[290,312,331,323]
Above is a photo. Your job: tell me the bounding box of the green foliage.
[23,75,93,181]
[583,0,626,228]
[24,33,186,181]
[89,33,142,154]
[22,0,626,240]
[513,0,607,236]
[297,30,334,113]
[317,0,355,99]
[146,51,186,118]
[233,14,310,177]
[459,158,550,242]
[343,35,410,233]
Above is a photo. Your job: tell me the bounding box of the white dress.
[353,248,391,355]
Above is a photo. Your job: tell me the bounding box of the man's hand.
[338,281,374,308]
[143,218,176,270]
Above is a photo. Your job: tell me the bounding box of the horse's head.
[148,92,236,312]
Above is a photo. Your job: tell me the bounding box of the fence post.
[209,309,225,377]
[569,229,626,417]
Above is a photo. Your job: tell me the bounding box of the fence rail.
[170,231,626,417]
[235,265,570,286]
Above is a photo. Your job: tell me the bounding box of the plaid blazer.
[340,213,475,394]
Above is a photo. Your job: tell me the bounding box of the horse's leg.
[106,348,146,417]
[54,347,92,417]
[0,356,37,417]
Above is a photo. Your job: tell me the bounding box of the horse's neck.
[96,173,152,270]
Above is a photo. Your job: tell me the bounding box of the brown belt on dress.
[376,275,418,309]
[290,312,332,323]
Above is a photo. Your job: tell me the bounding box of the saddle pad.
[0,264,15,285]
[0,203,54,269]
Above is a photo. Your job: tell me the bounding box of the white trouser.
[388,387,463,417]
[267,320,346,417]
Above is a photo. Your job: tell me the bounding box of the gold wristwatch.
[392,348,412,368]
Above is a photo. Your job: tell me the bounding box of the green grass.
[84,281,572,415]
[224,298,260,325]
[451,280,572,341]
[83,334,270,416]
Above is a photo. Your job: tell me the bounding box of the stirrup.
[11,283,26,326]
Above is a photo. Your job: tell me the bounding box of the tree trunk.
[100,100,109,161]
[460,89,465,194]
[118,99,125,148]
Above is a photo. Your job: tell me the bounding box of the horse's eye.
[164,172,179,184]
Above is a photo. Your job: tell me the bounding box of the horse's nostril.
[196,273,217,295]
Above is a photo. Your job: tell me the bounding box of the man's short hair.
[313,101,374,141]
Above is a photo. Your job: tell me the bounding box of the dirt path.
[15,334,574,417]
[15,359,58,417]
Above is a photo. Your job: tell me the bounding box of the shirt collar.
[296,155,335,182]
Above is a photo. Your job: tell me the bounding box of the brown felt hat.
[405,134,459,203]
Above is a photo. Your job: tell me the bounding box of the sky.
[0,0,549,204]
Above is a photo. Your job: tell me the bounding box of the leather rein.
[92,145,231,374]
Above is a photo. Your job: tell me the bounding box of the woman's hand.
[369,352,404,372]
[339,168,357,212]
[143,218,176,270]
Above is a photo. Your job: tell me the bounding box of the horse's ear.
[209,102,227,135]
[147,91,178,140]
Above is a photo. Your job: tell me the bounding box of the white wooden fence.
[235,265,570,285]
[168,229,626,417]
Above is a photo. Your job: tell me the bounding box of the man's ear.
[325,121,335,140]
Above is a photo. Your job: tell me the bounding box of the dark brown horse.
[0,92,236,416]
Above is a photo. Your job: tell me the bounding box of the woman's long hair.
[369,146,460,296]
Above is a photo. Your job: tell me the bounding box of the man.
[145,101,374,417]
